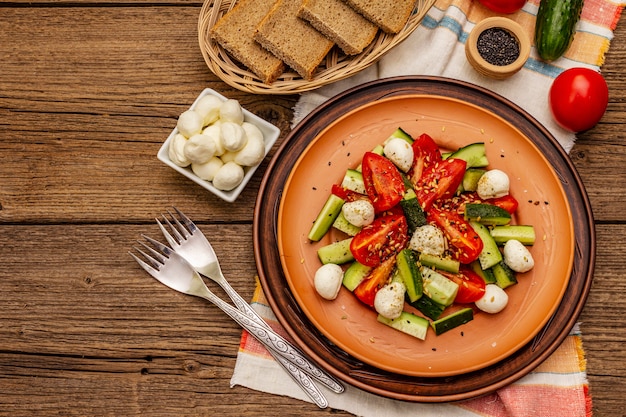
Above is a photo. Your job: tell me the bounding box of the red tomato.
[331,184,363,202]
[414,158,467,211]
[350,213,408,267]
[477,0,526,13]
[353,257,396,307]
[427,206,483,264]
[486,194,519,214]
[549,68,609,132]
[362,152,405,212]
[440,267,486,304]
[409,133,442,184]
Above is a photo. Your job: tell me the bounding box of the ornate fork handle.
[189,278,329,408]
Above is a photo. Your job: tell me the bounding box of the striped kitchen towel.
[232,0,624,415]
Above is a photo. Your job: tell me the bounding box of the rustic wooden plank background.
[0,1,624,416]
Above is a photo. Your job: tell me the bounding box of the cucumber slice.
[342,261,371,291]
[307,194,345,241]
[470,221,503,270]
[447,142,489,168]
[410,294,446,320]
[332,211,361,236]
[317,238,354,265]
[340,169,366,194]
[418,253,460,274]
[470,260,496,284]
[400,189,427,233]
[377,311,429,340]
[430,308,474,336]
[396,249,423,303]
[490,225,536,245]
[384,127,414,144]
[492,261,518,289]
[465,203,511,226]
[461,168,486,192]
[421,266,459,307]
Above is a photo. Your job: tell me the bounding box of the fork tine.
[129,245,162,274]
[165,208,192,239]
[172,206,199,234]
[156,216,182,247]
[141,234,174,258]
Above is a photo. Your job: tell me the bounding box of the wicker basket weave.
[198,0,436,94]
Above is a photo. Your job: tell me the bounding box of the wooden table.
[1,1,624,415]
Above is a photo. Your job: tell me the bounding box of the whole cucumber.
[535,0,584,61]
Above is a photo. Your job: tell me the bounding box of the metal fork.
[129,236,330,408]
[156,207,344,395]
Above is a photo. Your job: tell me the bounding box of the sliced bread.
[343,0,416,34]
[298,0,378,55]
[210,0,285,84]
[254,0,334,80]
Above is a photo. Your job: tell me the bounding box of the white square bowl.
[157,88,281,203]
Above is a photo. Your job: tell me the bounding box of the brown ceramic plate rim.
[253,76,595,402]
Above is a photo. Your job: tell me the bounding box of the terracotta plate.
[254,77,594,401]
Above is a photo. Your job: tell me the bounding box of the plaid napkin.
[232,0,624,415]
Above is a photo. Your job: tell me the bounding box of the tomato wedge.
[354,256,396,307]
[427,206,483,264]
[440,266,486,303]
[362,152,405,212]
[486,194,519,214]
[414,158,467,211]
[349,213,408,267]
[409,133,442,183]
[331,184,363,202]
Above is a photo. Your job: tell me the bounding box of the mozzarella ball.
[220,122,247,152]
[342,200,375,227]
[203,122,225,156]
[234,132,265,166]
[219,99,244,124]
[191,156,223,181]
[477,169,510,199]
[383,138,414,173]
[168,133,191,167]
[313,263,344,300]
[212,161,244,191]
[503,239,535,273]
[409,224,446,256]
[475,284,509,314]
[220,151,237,164]
[176,110,203,138]
[194,95,222,126]
[374,281,406,320]
[183,134,217,164]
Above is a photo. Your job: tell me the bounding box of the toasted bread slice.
[254,0,334,80]
[298,0,378,55]
[210,0,285,84]
[343,0,416,34]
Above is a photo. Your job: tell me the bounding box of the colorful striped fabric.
[232,1,624,415]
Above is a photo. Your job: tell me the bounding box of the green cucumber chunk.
[384,127,414,144]
[492,261,518,289]
[410,294,446,320]
[470,260,496,284]
[447,142,488,168]
[430,307,474,336]
[396,249,423,303]
[418,253,460,274]
[464,203,511,226]
[307,194,345,241]
[340,169,366,194]
[470,221,503,270]
[490,225,536,245]
[377,311,429,341]
[332,211,362,236]
[400,189,427,233]
[461,168,486,192]
[342,261,371,291]
[421,266,459,307]
[317,238,354,265]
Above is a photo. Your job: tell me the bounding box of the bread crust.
[343,0,416,34]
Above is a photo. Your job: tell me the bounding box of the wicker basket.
[198,0,436,94]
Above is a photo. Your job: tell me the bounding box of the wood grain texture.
[0,2,624,416]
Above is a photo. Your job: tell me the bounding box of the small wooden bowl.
[465,17,530,79]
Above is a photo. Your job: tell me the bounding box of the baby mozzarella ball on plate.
[192,156,223,181]
[475,284,509,314]
[477,169,510,199]
[212,161,244,191]
[342,199,375,227]
[194,94,222,126]
[168,133,191,167]
[409,224,446,256]
[313,263,344,300]
[374,281,406,320]
[176,110,204,138]
[383,138,414,173]
[183,134,217,164]
[503,239,535,273]
[219,99,244,124]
